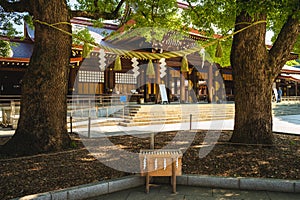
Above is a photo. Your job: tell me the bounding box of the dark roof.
[10,42,33,58]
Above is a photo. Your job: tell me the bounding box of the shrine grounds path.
[1,102,300,199]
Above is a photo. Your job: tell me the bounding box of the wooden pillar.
[155,62,161,103]
[191,68,198,103]
[141,68,147,101]
[166,67,172,101]
[180,72,186,103]
[68,63,80,95]
[146,172,150,193]
[172,158,176,193]
[105,68,114,94]
[295,82,298,96]
[174,77,178,96]
[207,64,213,103]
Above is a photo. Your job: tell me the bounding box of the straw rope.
[34,19,267,60]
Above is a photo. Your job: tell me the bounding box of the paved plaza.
[1,102,300,199]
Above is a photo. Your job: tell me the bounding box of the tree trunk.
[230,12,274,144]
[2,0,72,155]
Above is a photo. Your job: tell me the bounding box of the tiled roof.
[10,42,33,58]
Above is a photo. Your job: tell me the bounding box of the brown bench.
[139,149,182,193]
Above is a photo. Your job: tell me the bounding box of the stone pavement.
[15,175,300,200]
[89,184,300,200]
[2,102,300,200]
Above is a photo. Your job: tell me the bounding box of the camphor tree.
[183,0,300,144]
[0,0,128,156]
[0,0,183,156]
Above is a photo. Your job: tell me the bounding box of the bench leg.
[146,173,150,193]
[172,160,176,193]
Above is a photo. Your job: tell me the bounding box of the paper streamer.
[159,58,166,78]
[98,49,106,71]
[200,48,205,68]
[131,57,140,78]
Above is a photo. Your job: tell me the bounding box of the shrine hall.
[0,17,299,104]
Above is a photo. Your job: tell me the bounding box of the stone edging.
[14,175,300,200]
[13,176,144,200]
[154,175,300,193]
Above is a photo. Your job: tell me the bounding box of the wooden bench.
[139,149,182,193]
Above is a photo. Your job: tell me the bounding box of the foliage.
[267,0,300,54]
[200,38,232,67]
[23,15,34,29]
[72,28,95,57]
[0,7,23,36]
[286,59,300,66]
[75,0,120,14]
[182,0,300,66]
[128,0,182,29]
[182,0,236,35]
[0,40,10,57]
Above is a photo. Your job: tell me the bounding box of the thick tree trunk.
[230,12,274,144]
[2,0,72,155]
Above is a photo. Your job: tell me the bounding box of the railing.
[67,94,130,118]
[281,96,300,102]
[0,96,21,128]
[0,94,132,129]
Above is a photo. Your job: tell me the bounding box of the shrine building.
[0,17,299,103]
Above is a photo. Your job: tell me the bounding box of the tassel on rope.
[146,59,155,76]
[215,40,223,58]
[181,55,189,72]
[114,55,122,71]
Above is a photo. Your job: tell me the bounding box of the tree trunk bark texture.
[2,0,72,155]
[230,12,274,144]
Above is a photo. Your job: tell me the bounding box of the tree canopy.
[2,0,299,66]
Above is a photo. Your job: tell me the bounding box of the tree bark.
[230,5,300,145]
[2,0,72,155]
[230,12,274,144]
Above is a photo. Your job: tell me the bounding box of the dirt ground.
[0,130,300,200]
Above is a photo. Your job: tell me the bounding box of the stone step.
[122,116,181,123]
[119,116,233,127]
[69,119,122,128]
[119,113,234,121]
[118,104,235,126]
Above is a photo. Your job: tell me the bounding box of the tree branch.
[113,0,125,16]
[0,0,30,13]
[268,14,300,76]
[120,2,131,26]
[93,0,99,13]
[70,0,125,20]
[185,0,201,19]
